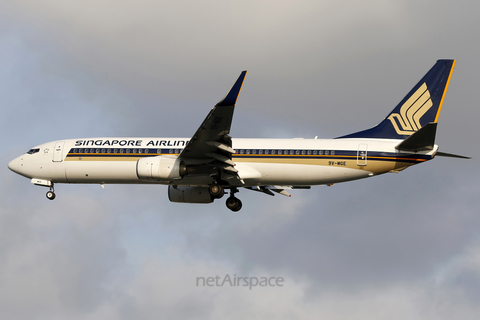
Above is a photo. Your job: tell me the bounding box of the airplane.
[8,59,469,211]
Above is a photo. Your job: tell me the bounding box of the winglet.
[216,71,247,106]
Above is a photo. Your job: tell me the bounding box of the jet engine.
[168,186,214,203]
[137,156,186,181]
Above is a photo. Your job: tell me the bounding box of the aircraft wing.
[178,71,247,184]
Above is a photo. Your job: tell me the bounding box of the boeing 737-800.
[8,60,468,211]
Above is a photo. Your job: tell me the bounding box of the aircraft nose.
[8,157,21,174]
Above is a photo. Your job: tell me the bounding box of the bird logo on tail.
[387,83,433,136]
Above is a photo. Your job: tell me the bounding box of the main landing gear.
[46,184,56,200]
[208,184,242,211]
[225,187,242,212]
[208,184,224,199]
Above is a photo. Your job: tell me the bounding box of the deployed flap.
[244,185,304,197]
[395,122,437,151]
[179,71,247,162]
[244,186,275,196]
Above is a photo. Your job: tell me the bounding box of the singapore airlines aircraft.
[8,60,468,211]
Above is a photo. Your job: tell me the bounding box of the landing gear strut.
[46,184,56,200]
[226,187,242,212]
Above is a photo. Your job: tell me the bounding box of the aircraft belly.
[244,162,372,185]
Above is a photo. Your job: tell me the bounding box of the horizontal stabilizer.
[395,122,437,151]
[436,151,471,159]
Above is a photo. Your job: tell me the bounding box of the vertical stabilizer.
[337,60,455,139]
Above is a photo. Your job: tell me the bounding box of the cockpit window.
[26,148,40,155]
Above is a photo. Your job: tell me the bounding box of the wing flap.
[206,141,236,154]
[243,185,312,197]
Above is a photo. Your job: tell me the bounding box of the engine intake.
[137,156,186,181]
[168,186,214,203]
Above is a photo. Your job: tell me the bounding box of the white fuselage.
[8,137,437,187]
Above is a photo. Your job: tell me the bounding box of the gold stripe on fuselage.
[65,153,425,175]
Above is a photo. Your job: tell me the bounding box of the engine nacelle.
[136,156,186,181]
[168,186,213,203]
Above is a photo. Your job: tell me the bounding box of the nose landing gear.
[46,184,56,200]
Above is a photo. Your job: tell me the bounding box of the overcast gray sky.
[1,1,480,319]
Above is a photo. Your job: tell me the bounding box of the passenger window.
[114,149,118,153]
[307,150,311,155]
[313,150,318,155]
[290,150,294,155]
[331,151,335,155]
[301,150,305,155]
[296,150,300,155]
[265,150,269,155]
[101,148,106,153]
[252,150,256,154]
[325,151,329,155]
[259,150,263,154]
[246,150,250,154]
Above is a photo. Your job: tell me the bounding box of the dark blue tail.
[337,60,455,139]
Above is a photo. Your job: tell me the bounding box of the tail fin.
[337,59,456,139]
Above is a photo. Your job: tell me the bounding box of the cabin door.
[53,141,65,162]
[357,144,368,166]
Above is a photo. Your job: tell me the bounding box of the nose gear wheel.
[46,184,56,200]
